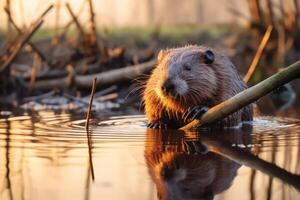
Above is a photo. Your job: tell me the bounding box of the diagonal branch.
[0,20,44,73]
[4,7,52,67]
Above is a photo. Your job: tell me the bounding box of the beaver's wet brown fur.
[143,45,252,128]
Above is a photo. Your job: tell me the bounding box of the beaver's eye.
[204,50,215,64]
[183,63,191,71]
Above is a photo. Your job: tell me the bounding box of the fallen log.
[181,60,300,130]
[26,59,156,90]
[75,59,156,87]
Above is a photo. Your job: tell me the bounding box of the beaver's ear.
[157,50,166,61]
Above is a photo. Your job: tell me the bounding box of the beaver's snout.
[161,79,175,95]
[160,77,188,98]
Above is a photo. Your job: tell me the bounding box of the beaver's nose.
[162,80,175,94]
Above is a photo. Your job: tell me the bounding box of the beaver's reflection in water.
[144,127,252,200]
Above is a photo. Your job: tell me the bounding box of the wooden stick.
[85,77,97,131]
[4,7,52,67]
[37,4,54,20]
[181,60,300,130]
[59,0,87,38]
[26,59,155,90]
[244,25,273,83]
[201,137,300,190]
[76,59,156,87]
[85,77,97,181]
[0,20,44,73]
[66,3,85,35]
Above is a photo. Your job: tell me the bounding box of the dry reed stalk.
[244,25,273,83]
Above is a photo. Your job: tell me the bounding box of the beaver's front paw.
[147,122,168,129]
[183,106,209,122]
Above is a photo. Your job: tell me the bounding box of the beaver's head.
[154,46,221,111]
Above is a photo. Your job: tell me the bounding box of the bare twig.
[66,3,85,35]
[85,77,97,181]
[76,59,156,87]
[244,25,273,83]
[4,7,52,67]
[85,77,97,131]
[60,0,87,38]
[181,60,300,130]
[37,4,54,20]
[0,20,44,73]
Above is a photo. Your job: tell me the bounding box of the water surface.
[0,111,299,200]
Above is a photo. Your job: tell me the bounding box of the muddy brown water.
[0,111,299,200]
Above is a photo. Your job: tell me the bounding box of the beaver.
[143,45,252,129]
